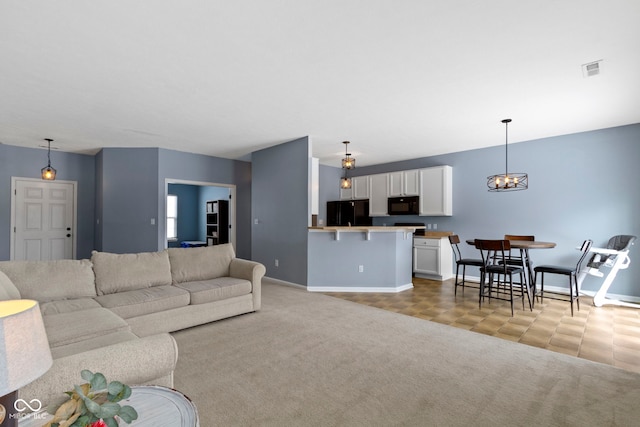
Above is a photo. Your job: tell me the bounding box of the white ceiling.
[1,1,639,167]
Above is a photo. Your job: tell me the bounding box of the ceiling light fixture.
[41,138,57,181]
[340,141,355,189]
[341,140,355,169]
[487,119,528,192]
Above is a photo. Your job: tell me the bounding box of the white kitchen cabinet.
[419,166,452,216]
[413,236,453,280]
[369,173,389,216]
[340,176,370,200]
[388,170,420,197]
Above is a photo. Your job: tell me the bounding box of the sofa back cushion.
[0,259,96,302]
[92,250,172,295]
[0,270,21,300]
[168,244,235,284]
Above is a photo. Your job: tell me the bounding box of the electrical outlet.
[427,224,432,230]
[275,259,279,267]
[358,265,364,273]
[433,223,438,230]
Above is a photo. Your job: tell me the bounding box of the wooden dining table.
[466,239,556,304]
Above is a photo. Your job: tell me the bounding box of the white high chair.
[577,235,637,307]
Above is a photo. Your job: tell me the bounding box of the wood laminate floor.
[325,277,640,373]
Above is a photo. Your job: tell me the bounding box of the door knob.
[66,234,71,237]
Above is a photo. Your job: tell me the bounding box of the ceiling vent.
[582,60,602,78]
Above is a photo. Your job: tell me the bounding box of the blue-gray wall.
[332,124,640,297]
[252,137,311,284]
[0,144,96,259]
[97,148,160,254]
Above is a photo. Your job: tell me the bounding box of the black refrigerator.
[326,200,372,226]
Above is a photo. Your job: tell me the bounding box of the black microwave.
[388,196,419,215]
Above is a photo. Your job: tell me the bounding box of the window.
[167,194,178,241]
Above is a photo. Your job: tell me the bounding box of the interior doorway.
[164,179,236,250]
[11,177,77,260]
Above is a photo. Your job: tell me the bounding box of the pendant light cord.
[45,138,53,167]
[502,119,511,176]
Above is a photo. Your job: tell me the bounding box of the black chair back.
[448,235,462,262]
[475,239,511,272]
[576,239,594,272]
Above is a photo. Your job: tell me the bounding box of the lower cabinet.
[413,237,453,280]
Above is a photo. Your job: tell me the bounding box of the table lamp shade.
[0,300,52,396]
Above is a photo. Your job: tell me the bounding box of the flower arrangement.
[44,370,138,427]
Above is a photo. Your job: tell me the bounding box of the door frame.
[10,177,78,260]
[163,179,237,250]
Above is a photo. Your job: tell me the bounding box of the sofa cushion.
[0,270,21,300]
[168,244,235,284]
[0,259,96,302]
[93,285,190,319]
[44,307,130,347]
[40,298,102,315]
[50,330,139,359]
[175,277,252,305]
[92,250,172,295]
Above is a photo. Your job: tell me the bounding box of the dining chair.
[448,235,484,296]
[533,239,593,316]
[503,234,535,266]
[475,239,532,316]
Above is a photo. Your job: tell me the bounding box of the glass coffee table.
[19,385,199,427]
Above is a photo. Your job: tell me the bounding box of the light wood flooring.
[325,277,640,374]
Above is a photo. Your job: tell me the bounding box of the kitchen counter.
[309,226,425,241]
[307,226,419,292]
[419,230,454,238]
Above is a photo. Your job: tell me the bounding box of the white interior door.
[12,178,76,261]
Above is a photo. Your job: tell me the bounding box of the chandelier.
[487,119,528,192]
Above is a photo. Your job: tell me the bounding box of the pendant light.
[487,119,528,192]
[41,138,57,181]
[340,141,355,189]
[341,140,355,169]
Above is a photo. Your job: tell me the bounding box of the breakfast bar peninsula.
[307,226,424,292]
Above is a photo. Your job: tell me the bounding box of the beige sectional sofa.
[0,243,265,407]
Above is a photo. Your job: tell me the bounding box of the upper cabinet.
[369,174,389,216]
[419,166,452,216]
[338,166,452,216]
[340,176,370,200]
[388,170,420,197]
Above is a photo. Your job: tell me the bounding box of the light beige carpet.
[172,280,640,426]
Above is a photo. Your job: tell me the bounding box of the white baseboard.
[264,276,307,289]
[265,277,414,293]
[307,283,414,293]
[460,275,640,303]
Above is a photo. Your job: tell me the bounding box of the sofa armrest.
[0,269,21,300]
[229,258,266,310]
[19,333,178,410]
